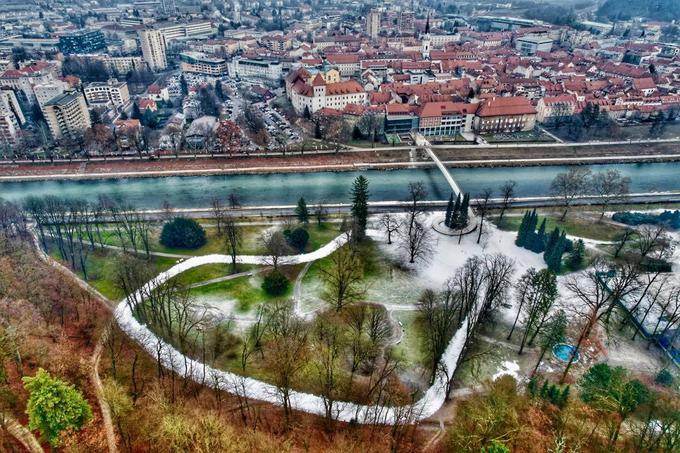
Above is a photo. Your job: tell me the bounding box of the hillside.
[597,0,680,21]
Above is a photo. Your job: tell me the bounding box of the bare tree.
[497,180,516,226]
[313,202,329,226]
[636,225,672,261]
[613,228,636,259]
[311,316,345,429]
[481,253,515,316]
[378,213,401,244]
[550,167,592,221]
[591,169,631,218]
[404,181,427,237]
[263,302,309,429]
[475,188,493,244]
[260,230,292,270]
[399,220,434,264]
[223,218,242,274]
[418,288,460,384]
[320,246,365,312]
[211,197,228,234]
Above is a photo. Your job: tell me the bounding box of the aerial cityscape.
[1,0,680,451]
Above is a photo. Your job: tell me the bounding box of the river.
[1,162,679,209]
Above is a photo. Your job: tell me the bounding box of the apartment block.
[42,90,91,140]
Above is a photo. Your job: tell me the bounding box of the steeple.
[425,13,430,35]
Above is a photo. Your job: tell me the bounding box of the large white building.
[228,57,282,82]
[0,89,25,144]
[139,29,167,71]
[179,52,228,77]
[83,79,130,108]
[286,69,367,114]
[157,21,213,42]
[42,90,91,140]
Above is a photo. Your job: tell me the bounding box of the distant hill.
[597,0,680,22]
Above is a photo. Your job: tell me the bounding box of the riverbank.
[3,141,680,182]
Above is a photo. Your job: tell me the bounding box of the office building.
[179,52,228,77]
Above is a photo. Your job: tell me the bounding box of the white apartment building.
[34,80,70,108]
[228,57,282,82]
[0,89,25,144]
[42,90,91,140]
[83,79,130,107]
[104,55,145,74]
[366,10,380,40]
[179,52,228,77]
[139,29,167,71]
[157,21,213,42]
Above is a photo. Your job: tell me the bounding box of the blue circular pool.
[552,343,580,363]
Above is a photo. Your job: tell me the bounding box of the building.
[515,34,553,56]
[179,52,228,77]
[366,9,380,40]
[536,95,577,123]
[157,21,213,42]
[58,30,106,55]
[42,90,91,140]
[0,89,25,144]
[228,57,282,82]
[139,29,168,71]
[288,71,367,114]
[83,79,130,107]
[261,35,292,51]
[418,102,477,136]
[325,54,361,77]
[104,56,145,74]
[474,96,537,133]
[384,104,418,135]
[34,80,70,108]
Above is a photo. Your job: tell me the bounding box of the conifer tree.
[544,227,560,257]
[458,192,470,227]
[451,193,462,228]
[350,175,369,241]
[532,218,547,253]
[445,193,454,227]
[516,211,530,246]
[569,239,586,269]
[295,197,309,224]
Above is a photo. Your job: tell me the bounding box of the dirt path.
[31,230,119,453]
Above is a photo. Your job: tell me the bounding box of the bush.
[262,270,289,296]
[286,227,309,252]
[612,210,680,229]
[655,369,675,387]
[160,217,207,249]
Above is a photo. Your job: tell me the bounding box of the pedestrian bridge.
[413,134,463,197]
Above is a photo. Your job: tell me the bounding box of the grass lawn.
[88,221,341,257]
[188,264,299,313]
[391,311,429,370]
[491,212,625,242]
[48,245,177,301]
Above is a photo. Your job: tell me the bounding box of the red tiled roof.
[477,96,536,117]
[312,74,326,86]
[633,78,656,90]
[418,102,478,118]
[326,80,364,96]
[326,54,360,64]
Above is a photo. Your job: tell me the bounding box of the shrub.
[286,227,309,252]
[262,270,289,296]
[160,217,207,249]
[612,210,680,229]
[655,369,675,387]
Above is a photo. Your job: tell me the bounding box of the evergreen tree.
[350,175,369,241]
[445,193,454,227]
[516,211,530,246]
[118,110,128,120]
[131,102,141,120]
[458,192,470,227]
[546,231,568,273]
[544,227,560,257]
[569,239,586,269]
[295,197,309,224]
[451,193,462,228]
[314,120,321,139]
[180,74,189,96]
[531,218,547,253]
[215,80,224,100]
